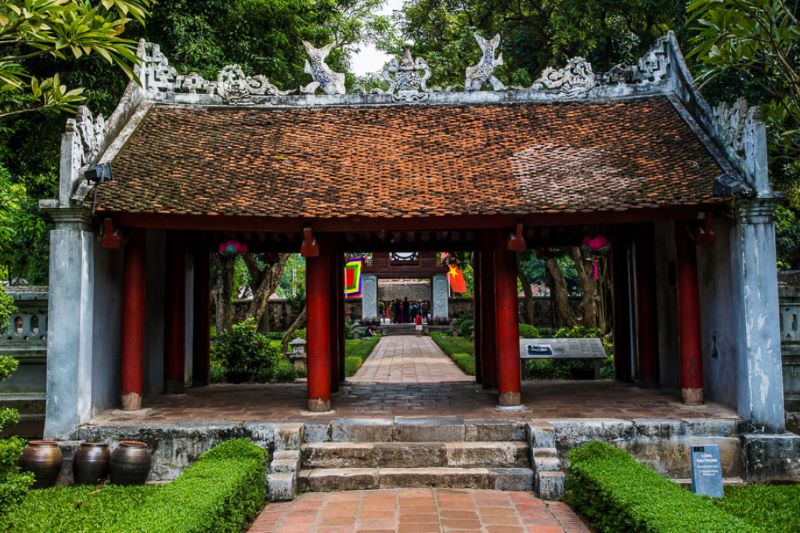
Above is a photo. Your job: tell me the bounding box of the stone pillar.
[192,246,211,386]
[306,245,332,412]
[494,237,522,407]
[479,247,498,389]
[43,209,96,438]
[432,273,449,319]
[675,221,704,405]
[163,232,186,394]
[634,224,659,387]
[736,200,785,432]
[361,273,378,319]
[120,230,146,410]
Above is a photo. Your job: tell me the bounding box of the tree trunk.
[281,305,306,352]
[246,253,290,331]
[569,246,599,329]
[545,257,577,327]
[215,255,235,334]
[517,255,535,325]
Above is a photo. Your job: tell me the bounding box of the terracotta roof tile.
[96,98,724,218]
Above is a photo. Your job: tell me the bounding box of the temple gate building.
[40,30,790,479]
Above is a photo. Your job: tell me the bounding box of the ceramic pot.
[73,442,110,485]
[20,440,63,488]
[109,441,151,485]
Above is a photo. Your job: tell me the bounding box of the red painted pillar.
[479,245,497,389]
[634,224,659,387]
[307,242,332,411]
[472,251,483,384]
[164,231,186,394]
[121,230,146,411]
[494,233,522,406]
[192,245,211,386]
[675,221,704,405]
[329,243,341,393]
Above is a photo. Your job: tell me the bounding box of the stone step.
[297,467,533,492]
[301,441,530,469]
[321,417,528,443]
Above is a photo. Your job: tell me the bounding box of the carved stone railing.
[780,282,800,398]
[0,286,48,423]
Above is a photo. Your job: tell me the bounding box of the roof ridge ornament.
[530,57,596,96]
[465,33,505,91]
[601,36,670,85]
[376,46,434,101]
[300,41,346,95]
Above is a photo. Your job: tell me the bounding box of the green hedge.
[713,483,800,532]
[111,438,267,533]
[566,441,761,533]
[343,336,382,376]
[449,353,476,375]
[430,333,475,357]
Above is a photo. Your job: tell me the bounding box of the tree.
[0,0,154,119]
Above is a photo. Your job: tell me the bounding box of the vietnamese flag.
[448,264,467,293]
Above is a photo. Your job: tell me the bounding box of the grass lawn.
[712,483,800,532]
[430,333,476,375]
[344,335,382,376]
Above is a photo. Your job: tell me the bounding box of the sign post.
[690,444,724,498]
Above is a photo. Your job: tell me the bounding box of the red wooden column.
[164,231,186,394]
[472,251,483,384]
[494,232,522,406]
[307,241,332,411]
[634,224,659,387]
[121,230,146,411]
[611,230,633,382]
[675,221,704,405]
[479,243,497,389]
[329,242,341,393]
[192,245,211,387]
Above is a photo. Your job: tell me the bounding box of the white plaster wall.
[653,221,680,388]
[144,229,165,396]
[90,244,123,414]
[697,216,739,409]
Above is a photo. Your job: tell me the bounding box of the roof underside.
[96,97,725,218]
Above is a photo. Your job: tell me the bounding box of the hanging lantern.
[581,235,609,281]
[218,240,248,256]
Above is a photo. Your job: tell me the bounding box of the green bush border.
[343,335,381,376]
[565,441,761,533]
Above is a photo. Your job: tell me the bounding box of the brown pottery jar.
[73,442,110,485]
[109,441,151,485]
[20,440,63,488]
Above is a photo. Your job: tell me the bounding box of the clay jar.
[73,442,110,485]
[109,441,151,485]
[20,440,63,488]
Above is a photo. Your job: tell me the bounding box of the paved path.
[249,489,591,532]
[350,336,473,384]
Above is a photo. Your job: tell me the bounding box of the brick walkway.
[350,336,473,383]
[248,489,591,532]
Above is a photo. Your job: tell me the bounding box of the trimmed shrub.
[212,318,277,383]
[456,317,474,338]
[271,359,297,383]
[566,441,760,533]
[450,353,475,375]
[430,333,474,358]
[345,356,363,376]
[110,438,267,533]
[0,356,34,515]
[713,483,800,532]
[518,323,540,338]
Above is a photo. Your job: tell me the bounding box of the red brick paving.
[247,489,592,532]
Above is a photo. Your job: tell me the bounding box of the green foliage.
[430,332,475,358]
[0,485,159,532]
[518,323,540,338]
[211,318,277,382]
[0,287,12,333]
[1,439,267,533]
[449,352,475,375]
[713,483,800,532]
[0,354,34,516]
[456,317,474,338]
[343,335,382,376]
[271,359,297,383]
[523,325,614,379]
[0,0,154,119]
[565,441,760,533]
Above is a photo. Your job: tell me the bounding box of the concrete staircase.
[296,417,534,493]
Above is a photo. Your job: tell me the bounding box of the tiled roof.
[96,98,725,218]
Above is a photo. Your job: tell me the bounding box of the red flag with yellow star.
[448,263,467,293]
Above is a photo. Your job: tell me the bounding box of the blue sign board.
[690,445,724,498]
